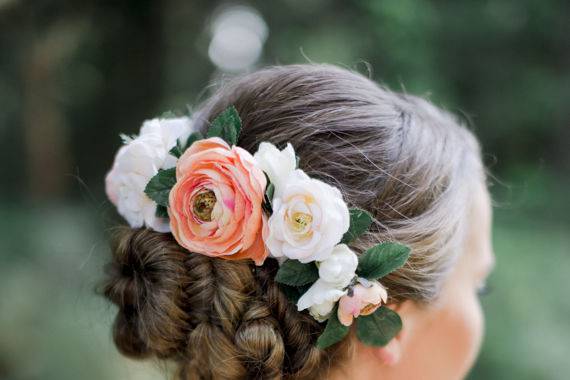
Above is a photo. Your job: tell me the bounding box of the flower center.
[360,303,379,315]
[291,211,313,232]
[192,190,216,222]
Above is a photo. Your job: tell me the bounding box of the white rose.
[253,142,296,196]
[140,117,193,169]
[297,279,347,322]
[266,169,350,263]
[318,244,358,288]
[105,117,193,232]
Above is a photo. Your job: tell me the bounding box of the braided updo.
[104,227,347,379]
[103,64,484,379]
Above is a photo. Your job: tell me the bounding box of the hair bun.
[102,228,350,379]
[103,227,191,359]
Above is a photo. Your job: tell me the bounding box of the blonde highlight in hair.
[102,64,485,379]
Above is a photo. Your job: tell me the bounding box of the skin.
[330,183,495,380]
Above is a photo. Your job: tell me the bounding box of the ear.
[367,300,419,366]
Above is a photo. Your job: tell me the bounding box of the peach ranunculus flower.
[168,137,269,265]
[337,280,388,326]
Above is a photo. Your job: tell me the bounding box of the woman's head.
[103,64,493,379]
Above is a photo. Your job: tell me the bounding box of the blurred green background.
[0,0,568,379]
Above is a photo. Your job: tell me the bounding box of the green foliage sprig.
[275,207,411,350]
[206,105,242,145]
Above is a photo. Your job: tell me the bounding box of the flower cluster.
[106,106,410,349]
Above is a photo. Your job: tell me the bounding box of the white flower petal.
[318,244,358,288]
[106,116,194,231]
[265,169,350,263]
[253,142,297,197]
[297,279,347,313]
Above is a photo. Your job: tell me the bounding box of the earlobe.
[370,300,417,366]
[372,336,401,366]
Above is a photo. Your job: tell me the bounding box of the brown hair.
[103,64,484,379]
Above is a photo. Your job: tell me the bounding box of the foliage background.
[0,0,568,379]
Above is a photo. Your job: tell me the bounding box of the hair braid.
[103,227,192,359]
[103,227,351,379]
[182,253,253,379]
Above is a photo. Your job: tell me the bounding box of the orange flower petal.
[169,137,267,264]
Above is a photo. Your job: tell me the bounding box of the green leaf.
[316,307,350,349]
[357,242,411,280]
[278,283,302,303]
[206,105,242,145]
[278,283,313,304]
[356,306,402,347]
[341,208,373,244]
[275,260,319,287]
[169,131,204,158]
[278,283,300,303]
[184,131,204,148]
[169,141,184,158]
[265,182,275,201]
[144,168,177,207]
[262,201,272,215]
[262,182,275,214]
[155,204,169,218]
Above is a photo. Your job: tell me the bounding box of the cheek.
[439,292,485,378]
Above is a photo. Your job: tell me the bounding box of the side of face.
[331,183,495,380]
[393,183,495,379]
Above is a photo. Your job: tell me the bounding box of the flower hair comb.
[106,106,411,349]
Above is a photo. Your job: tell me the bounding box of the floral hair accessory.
[274,220,410,348]
[106,105,411,349]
